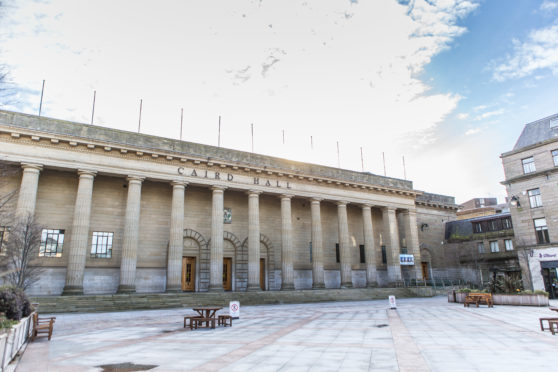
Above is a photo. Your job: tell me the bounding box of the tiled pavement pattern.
[16,296,558,372]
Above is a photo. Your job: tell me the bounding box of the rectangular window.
[359,244,365,264]
[487,219,501,231]
[490,241,499,253]
[39,229,64,257]
[473,222,483,233]
[335,243,340,263]
[90,232,113,258]
[553,150,558,166]
[504,239,513,251]
[0,226,6,252]
[381,245,387,264]
[534,218,550,244]
[477,242,485,253]
[528,188,542,208]
[502,217,513,230]
[522,157,536,174]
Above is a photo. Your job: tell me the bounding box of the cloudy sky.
[1,0,557,204]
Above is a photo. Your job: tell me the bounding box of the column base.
[281,283,295,291]
[208,285,224,292]
[62,285,83,296]
[340,282,353,289]
[366,282,379,288]
[312,283,325,289]
[117,285,136,294]
[246,284,261,292]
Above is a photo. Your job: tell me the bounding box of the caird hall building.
[0,110,457,296]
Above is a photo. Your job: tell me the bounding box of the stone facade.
[501,113,558,297]
[0,110,457,295]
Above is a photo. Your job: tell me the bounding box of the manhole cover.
[375,324,388,328]
[96,362,158,372]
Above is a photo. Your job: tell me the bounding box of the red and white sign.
[388,295,397,309]
[229,301,240,319]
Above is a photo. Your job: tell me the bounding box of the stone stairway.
[31,287,427,314]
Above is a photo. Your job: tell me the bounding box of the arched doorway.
[182,229,208,292]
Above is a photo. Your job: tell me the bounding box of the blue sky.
[0,0,557,204]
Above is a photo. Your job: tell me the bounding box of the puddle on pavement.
[96,362,158,372]
[375,324,388,328]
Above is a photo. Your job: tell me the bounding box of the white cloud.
[492,23,558,81]
[0,0,477,190]
[473,105,487,111]
[540,0,558,11]
[457,113,469,119]
[465,128,480,135]
[475,109,504,120]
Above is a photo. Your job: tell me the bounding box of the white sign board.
[229,301,240,319]
[389,295,397,309]
[399,254,415,266]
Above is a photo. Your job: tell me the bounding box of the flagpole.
[38,80,45,116]
[138,99,142,133]
[180,108,184,140]
[90,90,96,125]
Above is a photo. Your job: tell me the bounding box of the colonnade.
[14,164,422,295]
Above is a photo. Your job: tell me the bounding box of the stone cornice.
[0,123,422,198]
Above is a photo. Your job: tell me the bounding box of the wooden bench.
[218,315,232,327]
[464,293,493,308]
[184,315,202,330]
[539,317,558,331]
[31,313,56,341]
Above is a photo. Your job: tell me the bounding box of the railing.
[401,278,466,289]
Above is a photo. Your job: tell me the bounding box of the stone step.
[30,287,430,314]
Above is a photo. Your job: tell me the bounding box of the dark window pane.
[359,245,365,264]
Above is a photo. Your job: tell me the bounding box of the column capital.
[211,185,227,192]
[77,169,97,178]
[279,194,294,200]
[310,197,323,203]
[127,175,145,183]
[382,206,397,212]
[171,180,188,187]
[21,163,43,172]
[361,204,372,210]
[246,190,262,196]
[403,208,417,215]
[336,200,349,207]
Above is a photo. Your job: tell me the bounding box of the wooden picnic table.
[192,306,222,329]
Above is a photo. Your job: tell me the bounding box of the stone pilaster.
[337,201,353,288]
[311,198,325,289]
[117,176,144,294]
[167,181,187,292]
[403,209,422,280]
[362,204,378,287]
[15,163,43,220]
[247,191,261,291]
[209,186,225,292]
[63,170,97,295]
[280,195,294,290]
[383,207,402,283]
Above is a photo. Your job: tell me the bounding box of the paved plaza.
[16,296,558,372]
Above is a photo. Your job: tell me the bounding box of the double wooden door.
[223,257,232,291]
[182,257,196,291]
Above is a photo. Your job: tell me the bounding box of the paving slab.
[15,296,558,371]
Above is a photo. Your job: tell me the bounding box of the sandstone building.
[0,110,457,296]
[501,113,558,298]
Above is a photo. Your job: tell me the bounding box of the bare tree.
[2,214,43,290]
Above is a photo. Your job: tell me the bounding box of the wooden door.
[182,257,196,291]
[223,258,232,291]
[260,258,265,290]
[421,262,429,280]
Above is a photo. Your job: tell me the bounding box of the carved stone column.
[209,186,225,292]
[403,209,422,280]
[337,201,352,288]
[383,207,402,283]
[63,170,97,295]
[15,163,43,220]
[117,176,144,293]
[311,198,325,289]
[362,204,378,287]
[247,191,261,291]
[167,181,187,292]
[280,195,294,290]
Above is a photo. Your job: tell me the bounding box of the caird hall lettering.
[177,167,291,189]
